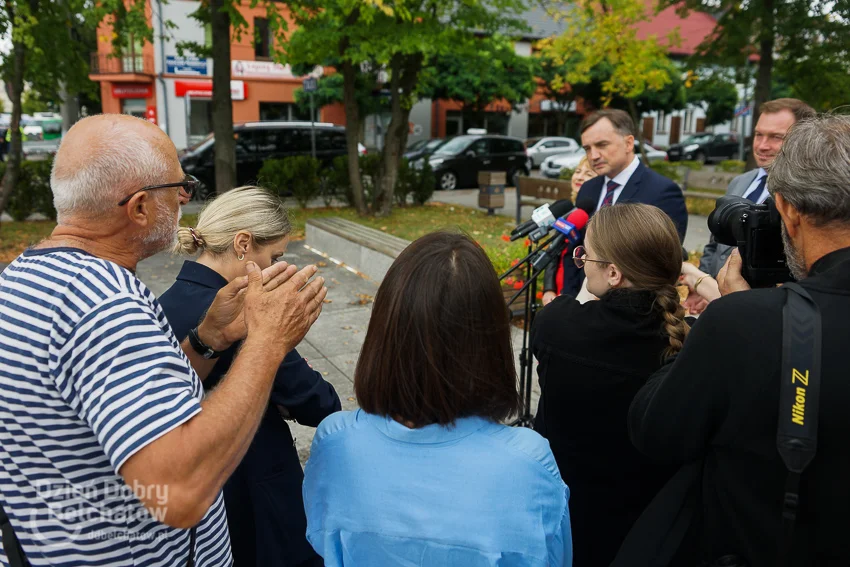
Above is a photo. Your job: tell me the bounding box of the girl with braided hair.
[532,202,688,567]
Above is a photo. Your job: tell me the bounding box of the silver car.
[541,141,668,178]
[525,136,581,168]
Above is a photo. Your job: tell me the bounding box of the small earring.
[238,253,245,261]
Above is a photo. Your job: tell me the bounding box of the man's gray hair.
[769,114,850,226]
[51,117,171,222]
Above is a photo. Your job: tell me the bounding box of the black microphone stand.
[498,234,559,428]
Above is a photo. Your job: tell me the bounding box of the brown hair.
[354,231,520,427]
[586,203,689,357]
[580,109,636,137]
[760,98,816,123]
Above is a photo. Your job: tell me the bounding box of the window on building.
[254,18,271,59]
[188,99,213,146]
[684,109,693,133]
[657,111,666,133]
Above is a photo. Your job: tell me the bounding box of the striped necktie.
[743,175,768,203]
[601,180,619,208]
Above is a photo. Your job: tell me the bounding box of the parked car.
[179,121,363,199]
[541,141,667,179]
[666,133,739,163]
[403,138,445,162]
[525,136,581,167]
[421,135,531,191]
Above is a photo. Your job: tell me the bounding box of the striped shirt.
[0,248,232,566]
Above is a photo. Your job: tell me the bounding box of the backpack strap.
[0,502,30,567]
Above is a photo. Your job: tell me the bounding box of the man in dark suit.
[554,108,688,297]
[618,112,850,567]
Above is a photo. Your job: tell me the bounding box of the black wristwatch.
[188,327,225,359]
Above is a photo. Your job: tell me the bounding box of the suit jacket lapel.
[579,176,604,212]
[616,161,645,205]
[730,170,759,197]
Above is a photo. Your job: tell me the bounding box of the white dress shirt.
[743,168,769,204]
[597,156,641,211]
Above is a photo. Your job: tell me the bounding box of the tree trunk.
[0,20,27,224]
[210,0,235,195]
[628,99,649,164]
[342,61,367,215]
[750,0,774,169]
[376,52,423,217]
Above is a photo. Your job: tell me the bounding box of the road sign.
[734,105,752,117]
[303,77,318,92]
[166,56,210,76]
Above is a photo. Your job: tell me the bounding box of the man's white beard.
[141,199,181,257]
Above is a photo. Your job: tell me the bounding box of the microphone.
[510,199,574,242]
[531,200,594,272]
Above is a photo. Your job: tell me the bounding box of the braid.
[655,285,690,358]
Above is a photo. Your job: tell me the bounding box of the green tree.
[686,70,739,127]
[179,1,289,196]
[540,0,682,160]
[282,0,528,216]
[418,35,537,112]
[0,0,139,222]
[666,0,850,143]
[21,89,53,115]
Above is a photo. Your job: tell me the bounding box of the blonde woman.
[532,203,688,567]
[542,156,598,304]
[159,186,340,567]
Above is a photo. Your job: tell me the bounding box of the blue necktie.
[744,175,767,203]
[601,180,619,208]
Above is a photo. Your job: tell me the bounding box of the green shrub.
[410,160,435,206]
[558,167,576,182]
[649,162,684,182]
[717,160,746,173]
[5,158,56,221]
[326,155,352,206]
[395,158,435,206]
[678,160,705,171]
[259,156,321,208]
[358,153,381,208]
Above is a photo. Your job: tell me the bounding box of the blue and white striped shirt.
[0,248,232,566]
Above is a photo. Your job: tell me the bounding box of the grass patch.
[686,196,718,217]
[0,220,56,262]
[282,203,530,275]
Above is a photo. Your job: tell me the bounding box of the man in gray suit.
[684,98,816,312]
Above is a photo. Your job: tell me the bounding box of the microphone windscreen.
[575,197,597,214]
[548,199,575,218]
[566,208,590,230]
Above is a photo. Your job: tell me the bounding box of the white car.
[540,141,668,179]
[525,136,581,167]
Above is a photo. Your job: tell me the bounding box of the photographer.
[620,114,850,566]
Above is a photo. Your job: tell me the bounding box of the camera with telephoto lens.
[707,195,792,288]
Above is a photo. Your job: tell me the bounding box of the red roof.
[635,2,719,56]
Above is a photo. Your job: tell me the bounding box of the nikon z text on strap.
[776,282,822,566]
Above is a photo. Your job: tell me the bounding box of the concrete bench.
[516,177,573,224]
[306,217,410,282]
[681,169,738,192]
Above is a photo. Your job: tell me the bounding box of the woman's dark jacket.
[532,289,677,567]
[159,261,341,566]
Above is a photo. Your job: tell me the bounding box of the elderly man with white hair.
[0,114,327,566]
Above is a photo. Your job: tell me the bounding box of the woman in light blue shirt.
[303,231,572,566]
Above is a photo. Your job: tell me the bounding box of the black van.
[421,135,531,191]
[179,121,352,199]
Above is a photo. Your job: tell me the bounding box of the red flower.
[524,238,531,247]
[513,281,523,290]
[536,291,544,300]
[511,259,520,267]
[505,277,515,285]
[501,234,510,242]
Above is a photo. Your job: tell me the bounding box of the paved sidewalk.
[135,242,537,463]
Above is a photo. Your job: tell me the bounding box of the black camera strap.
[776,282,822,566]
[0,502,29,567]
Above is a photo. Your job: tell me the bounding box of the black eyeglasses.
[572,245,611,269]
[117,175,199,206]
